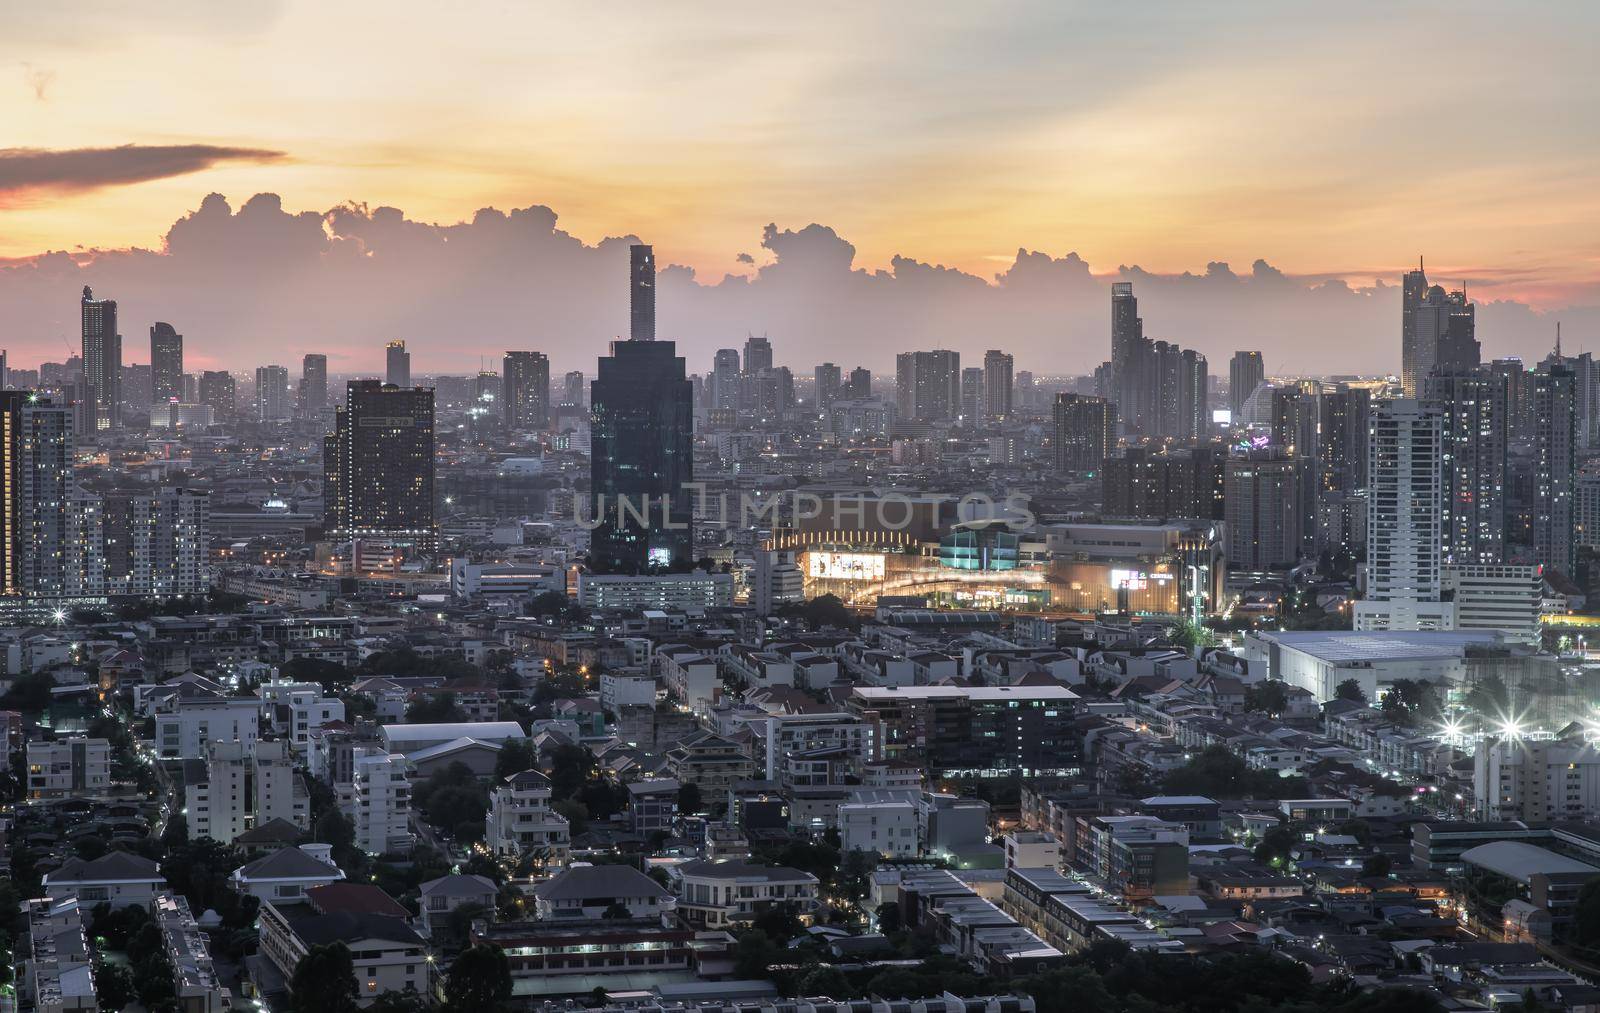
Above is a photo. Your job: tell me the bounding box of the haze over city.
[5,1,1600,372]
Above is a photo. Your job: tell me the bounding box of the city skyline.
[5,3,1600,371]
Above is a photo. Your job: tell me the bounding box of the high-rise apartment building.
[630,245,655,342]
[80,286,121,431]
[299,354,328,412]
[1111,282,1143,430]
[323,380,437,552]
[1229,351,1264,418]
[895,350,961,423]
[1423,368,1506,565]
[846,366,872,400]
[1533,364,1576,575]
[1354,399,1450,631]
[814,363,842,414]
[502,350,551,430]
[589,339,694,573]
[254,365,291,420]
[1053,394,1116,472]
[150,322,183,406]
[1224,450,1304,572]
[385,340,411,387]
[983,350,1014,421]
[711,349,740,411]
[98,487,210,597]
[1318,384,1371,493]
[959,367,985,421]
[199,371,237,422]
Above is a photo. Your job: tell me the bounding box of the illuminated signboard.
[1110,568,1173,591]
[807,552,886,580]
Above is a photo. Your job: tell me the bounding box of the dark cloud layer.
[1,192,1592,375]
[0,145,285,206]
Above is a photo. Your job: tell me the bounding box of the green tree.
[406,692,467,724]
[366,989,431,1013]
[444,943,513,1011]
[1243,680,1290,716]
[1362,853,1392,878]
[733,929,782,980]
[1335,678,1367,704]
[94,960,136,1010]
[1573,878,1600,946]
[290,942,360,1013]
[677,781,703,815]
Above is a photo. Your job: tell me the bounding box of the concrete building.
[25,738,110,799]
[575,570,734,611]
[1475,735,1600,824]
[257,885,428,1005]
[349,753,413,856]
[1355,399,1450,631]
[484,769,571,866]
[671,860,821,929]
[839,800,919,857]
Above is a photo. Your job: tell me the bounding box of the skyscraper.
[814,363,842,414]
[1229,351,1264,418]
[150,322,183,406]
[983,350,1014,421]
[80,286,121,431]
[1053,394,1116,471]
[1423,368,1505,565]
[1318,384,1371,493]
[630,245,655,341]
[0,392,27,596]
[1533,364,1576,575]
[199,371,237,422]
[1,395,76,597]
[385,340,410,387]
[324,380,436,551]
[1111,281,1142,430]
[562,371,585,409]
[589,339,694,573]
[254,366,291,421]
[895,350,961,422]
[1355,399,1449,631]
[503,351,551,430]
[1401,259,1476,396]
[711,349,741,411]
[1224,450,1305,572]
[846,366,872,400]
[743,334,773,375]
[299,354,328,412]
[960,367,985,421]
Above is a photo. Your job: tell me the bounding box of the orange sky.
[4,2,1600,307]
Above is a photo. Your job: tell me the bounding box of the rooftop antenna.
[1556,321,1563,359]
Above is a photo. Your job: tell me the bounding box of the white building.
[575,570,734,611]
[350,753,413,855]
[24,897,95,1013]
[599,672,658,712]
[43,851,166,908]
[484,769,571,865]
[1244,629,1504,703]
[1474,735,1600,823]
[258,891,428,1002]
[838,801,918,857]
[657,647,721,714]
[230,844,346,902]
[259,678,346,755]
[380,720,528,756]
[1003,831,1063,870]
[1444,563,1543,643]
[154,892,232,1013]
[155,694,262,759]
[671,860,821,929]
[753,548,805,617]
[1356,399,1451,631]
[186,739,310,843]
[450,558,563,598]
[25,738,110,799]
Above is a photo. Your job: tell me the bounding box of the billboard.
[807,552,886,580]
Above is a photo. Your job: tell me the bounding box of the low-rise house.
[43,851,166,908]
[230,843,347,903]
[671,860,820,929]
[417,873,498,939]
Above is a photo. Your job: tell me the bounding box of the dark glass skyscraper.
[1229,351,1264,417]
[630,245,655,341]
[80,286,121,431]
[150,322,183,406]
[1053,393,1116,471]
[324,380,436,551]
[300,354,328,412]
[503,350,551,430]
[385,340,411,387]
[589,340,694,573]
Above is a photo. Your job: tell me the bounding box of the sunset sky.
[4,2,1600,372]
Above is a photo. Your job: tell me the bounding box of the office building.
[323,380,437,552]
[896,350,961,423]
[503,350,551,430]
[1318,384,1371,493]
[1444,564,1542,642]
[1229,351,1264,418]
[1355,399,1450,631]
[1533,365,1576,575]
[631,244,655,341]
[199,370,236,422]
[589,337,694,573]
[80,285,121,431]
[1402,259,1477,396]
[384,340,410,386]
[254,365,291,420]
[150,322,183,406]
[984,350,1014,420]
[1053,393,1116,472]
[1424,368,1506,565]
[711,349,740,411]
[1111,282,1143,430]
[1224,450,1304,572]
[299,354,328,412]
[743,333,773,375]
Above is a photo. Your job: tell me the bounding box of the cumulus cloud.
[0,191,1592,375]
[0,145,285,206]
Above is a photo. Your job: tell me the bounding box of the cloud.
[0,145,286,207]
[0,191,1593,375]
